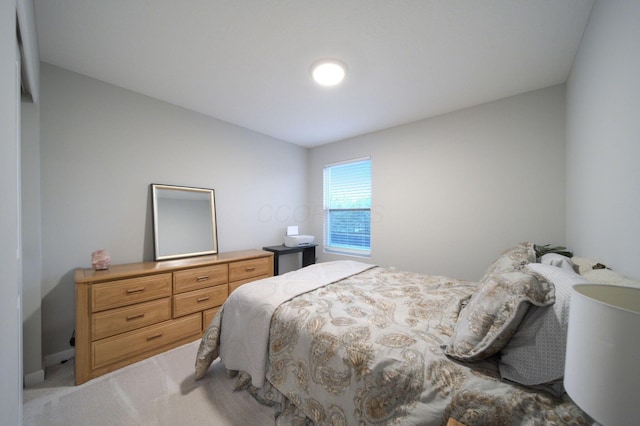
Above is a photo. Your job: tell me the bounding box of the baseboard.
[44,347,75,368]
[23,369,45,387]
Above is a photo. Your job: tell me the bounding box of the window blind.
[323,158,371,256]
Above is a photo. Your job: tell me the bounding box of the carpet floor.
[23,340,276,425]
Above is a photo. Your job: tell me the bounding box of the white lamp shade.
[565,284,640,426]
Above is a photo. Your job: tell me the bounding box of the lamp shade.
[565,284,640,426]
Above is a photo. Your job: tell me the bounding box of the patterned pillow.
[582,268,640,287]
[499,263,589,390]
[570,256,601,274]
[445,270,555,362]
[480,242,537,282]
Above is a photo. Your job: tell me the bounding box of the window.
[323,157,371,256]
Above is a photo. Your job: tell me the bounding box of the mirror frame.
[151,184,218,261]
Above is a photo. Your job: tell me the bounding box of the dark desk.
[262,244,317,275]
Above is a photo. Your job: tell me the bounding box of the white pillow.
[498,263,589,390]
[540,253,576,272]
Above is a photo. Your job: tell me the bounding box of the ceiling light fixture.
[311,60,347,87]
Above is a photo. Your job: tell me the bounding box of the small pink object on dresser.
[91,249,111,270]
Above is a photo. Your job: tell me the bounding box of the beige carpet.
[23,341,276,425]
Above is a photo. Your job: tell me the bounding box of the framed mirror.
[151,184,218,261]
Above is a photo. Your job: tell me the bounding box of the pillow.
[570,256,601,274]
[445,270,554,362]
[540,253,577,272]
[499,263,589,391]
[582,268,640,287]
[480,242,537,282]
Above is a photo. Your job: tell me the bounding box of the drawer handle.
[126,313,145,321]
[245,267,256,272]
[126,287,145,294]
[146,333,163,341]
[197,296,210,303]
[196,275,210,282]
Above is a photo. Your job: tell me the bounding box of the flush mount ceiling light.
[310,60,347,87]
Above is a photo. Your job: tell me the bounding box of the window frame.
[322,157,372,257]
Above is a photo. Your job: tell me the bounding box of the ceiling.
[33,0,594,147]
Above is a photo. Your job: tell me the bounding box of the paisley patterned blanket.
[195,263,590,425]
[211,261,374,387]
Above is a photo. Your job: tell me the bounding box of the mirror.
[151,184,218,261]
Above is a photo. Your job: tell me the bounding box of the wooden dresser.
[74,249,273,385]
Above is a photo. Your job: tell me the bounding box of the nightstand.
[262,244,317,275]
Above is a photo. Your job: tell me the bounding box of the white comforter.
[217,260,375,387]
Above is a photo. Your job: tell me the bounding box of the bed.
[194,242,597,425]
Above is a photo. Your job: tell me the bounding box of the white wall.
[22,98,43,384]
[38,64,308,359]
[0,0,22,422]
[310,85,567,281]
[566,0,640,280]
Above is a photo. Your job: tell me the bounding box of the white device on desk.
[283,226,315,247]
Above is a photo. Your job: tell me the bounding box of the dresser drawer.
[92,313,201,369]
[91,273,172,312]
[229,257,271,282]
[173,264,228,294]
[203,307,221,330]
[173,284,228,318]
[229,274,270,294]
[91,298,171,341]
